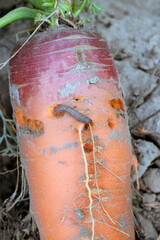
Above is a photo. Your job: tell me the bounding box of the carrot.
[9,27,135,239]
[1,1,135,239]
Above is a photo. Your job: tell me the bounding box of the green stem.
[0,7,40,28]
[72,0,88,18]
[73,0,77,13]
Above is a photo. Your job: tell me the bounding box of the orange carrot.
[9,28,135,239]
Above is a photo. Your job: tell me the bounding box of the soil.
[0,0,160,239]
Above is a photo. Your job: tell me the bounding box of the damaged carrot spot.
[76,50,83,64]
[83,142,93,153]
[110,98,125,112]
[15,108,44,137]
[45,104,65,119]
[73,95,85,101]
[108,118,116,128]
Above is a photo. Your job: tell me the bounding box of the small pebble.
[142,193,156,203]
[143,168,160,193]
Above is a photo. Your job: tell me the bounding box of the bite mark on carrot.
[110,98,125,112]
[108,118,116,128]
[73,95,85,101]
[83,142,93,153]
[45,104,65,118]
[15,108,44,137]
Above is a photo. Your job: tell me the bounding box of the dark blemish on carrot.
[83,142,93,153]
[59,160,67,165]
[19,125,44,138]
[76,50,84,64]
[85,135,99,143]
[54,105,92,123]
[59,141,79,150]
[15,108,44,137]
[73,95,85,101]
[50,145,57,153]
[42,148,47,156]
[110,98,125,112]
[79,226,92,238]
[75,209,85,220]
[83,123,91,130]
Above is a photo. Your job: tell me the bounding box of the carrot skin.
[9,28,135,240]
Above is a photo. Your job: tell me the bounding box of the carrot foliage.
[0,0,101,28]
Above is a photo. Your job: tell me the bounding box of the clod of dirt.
[143,168,160,193]
[142,193,156,203]
[137,213,158,240]
[131,140,160,181]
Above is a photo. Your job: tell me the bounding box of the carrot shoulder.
[9,28,135,240]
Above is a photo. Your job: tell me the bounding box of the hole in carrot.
[108,118,116,128]
[83,142,93,153]
[45,104,65,119]
[73,95,85,101]
[15,108,44,137]
[110,98,125,112]
[83,122,94,130]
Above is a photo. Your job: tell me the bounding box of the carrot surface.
[9,27,135,240]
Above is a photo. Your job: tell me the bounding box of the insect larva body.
[54,105,92,124]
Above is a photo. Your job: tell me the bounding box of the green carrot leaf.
[0,7,40,28]
[58,0,72,18]
[28,0,55,12]
[89,2,102,14]
[34,12,51,24]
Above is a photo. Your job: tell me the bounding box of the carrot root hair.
[77,123,130,238]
